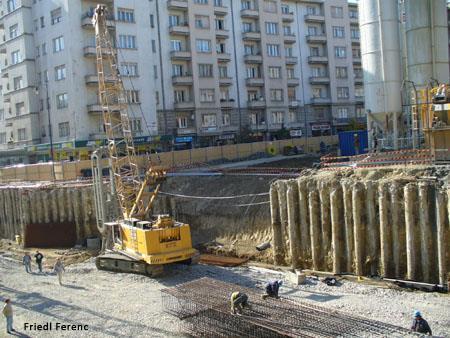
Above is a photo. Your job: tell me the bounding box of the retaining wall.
[271,168,450,284]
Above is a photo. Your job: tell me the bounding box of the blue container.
[338,130,368,156]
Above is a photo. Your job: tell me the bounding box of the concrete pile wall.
[271,169,450,284]
[0,184,99,247]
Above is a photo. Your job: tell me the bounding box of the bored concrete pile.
[0,183,101,247]
[270,168,450,285]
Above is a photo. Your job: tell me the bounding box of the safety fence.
[0,136,337,183]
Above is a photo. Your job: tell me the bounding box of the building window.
[58,122,70,137]
[215,0,223,6]
[265,22,278,35]
[195,15,210,29]
[40,16,45,28]
[36,46,40,58]
[355,86,364,98]
[172,64,184,77]
[241,0,252,10]
[242,22,254,32]
[9,24,18,39]
[335,46,346,58]
[312,87,324,98]
[281,5,290,14]
[120,62,138,76]
[215,18,225,30]
[7,0,17,12]
[246,65,260,78]
[216,41,226,53]
[337,108,348,118]
[51,8,62,25]
[0,132,6,144]
[271,111,283,124]
[336,66,348,79]
[307,26,318,36]
[268,66,281,79]
[125,90,140,103]
[310,47,319,56]
[337,87,349,99]
[150,14,154,28]
[199,64,213,77]
[349,9,358,19]
[306,6,318,15]
[264,0,277,13]
[55,64,66,80]
[266,44,280,57]
[270,89,283,102]
[218,66,228,78]
[195,0,208,4]
[56,93,68,108]
[202,114,217,127]
[331,6,343,18]
[15,102,25,115]
[332,26,345,38]
[288,87,296,101]
[11,50,21,64]
[351,28,360,39]
[34,19,39,31]
[356,106,365,117]
[169,15,181,27]
[200,89,215,102]
[153,65,158,79]
[13,76,23,90]
[18,128,26,141]
[285,46,293,57]
[354,67,363,78]
[0,110,4,121]
[177,116,188,129]
[53,36,64,53]
[170,40,182,51]
[118,35,136,49]
[287,68,295,79]
[352,48,361,58]
[174,90,188,103]
[117,8,135,23]
[283,25,292,36]
[155,91,159,105]
[223,113,231,126]
[131,119,142,132]
[196,39,211,53]
[42,43,47,55]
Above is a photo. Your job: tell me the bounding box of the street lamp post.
[45,79,56,180]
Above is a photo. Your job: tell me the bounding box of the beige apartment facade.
[0,0,363,164]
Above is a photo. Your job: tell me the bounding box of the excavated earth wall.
[271,167,450,284]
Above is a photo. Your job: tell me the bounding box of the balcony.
[287,78,300,86]
[85,75,115,85]
[354,76,363,84]
[215,29,230,38]
[172,74,193,85]
[240,9,259,18]
[311,97,331,104]
[304,14,325,22]
[83,46,113,58]
[81,14,114,28]
[87,104,120,114]
[246,78,264,86]
[282,12,294,22]
[247,99,266,108]
[170,50,191,60]
[217,52,231,62]
[169,24,190,36]
[355,96,365,102]
[167,0,188,10]
[244,54,263,63]
[309,76,330,84]
[306,34,327,44]
[174,101,195,110]
[214,6,228,15]
[350,16,359,25]
[285,56,298,64]
[353,57,361,64]
[308,55,328,63]
[219,77,233,86]
[284,34,296,43]
[177,127,196,135]
[351,37,360,44]
[242,31,261,41]
[220,99,235,108]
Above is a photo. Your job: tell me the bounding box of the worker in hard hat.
[411,310,432,335]
[230,291,250,314]
[262,280,283,299]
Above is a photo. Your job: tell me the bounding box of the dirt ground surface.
[1,250,449,338]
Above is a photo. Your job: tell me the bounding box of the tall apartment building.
[0,0,363,164]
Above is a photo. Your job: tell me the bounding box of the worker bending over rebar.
[230,291,250,314]
[262,280,283,299]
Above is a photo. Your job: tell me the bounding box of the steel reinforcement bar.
[161,277,413,337]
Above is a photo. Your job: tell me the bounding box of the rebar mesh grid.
[161,277,412,337]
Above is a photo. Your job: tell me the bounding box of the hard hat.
[414,310,421,318]
[278,280,283,286]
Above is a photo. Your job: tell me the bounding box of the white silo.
[404,0,450,88]
[360,0,403,150]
